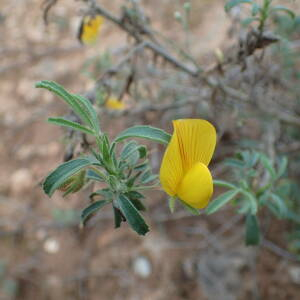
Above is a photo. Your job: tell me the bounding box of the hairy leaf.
[245,214,260,246]
[117,194,149,235]
[115,125,171,145]
[43,157,99,197]
[206,189,240,214]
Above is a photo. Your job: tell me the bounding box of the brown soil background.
[1,0,300,299]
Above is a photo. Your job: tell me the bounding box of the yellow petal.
[159,119,216,196]
[159,128,184,196]
[173,119,216,170]
[105,98,125,110]
[177,162,213,209]
[79,15,104,45]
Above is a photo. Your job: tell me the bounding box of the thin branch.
[89,0,200,76]
[262,238,299,262]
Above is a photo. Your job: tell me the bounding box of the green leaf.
[36,81,94,129]
[73,94,100,133]
[138,146,147,159]
[225,0,253,13]
[113,207,125,228]
[126,191,145,200]
[271,5,296,19]
[260,154,276,180]
[237,201,251,214]
[61,170,86,197]
[89,188,113,201]
[224,158,245,169]
[127,171,143,188]
[117,194,149,235]
[130,199,146,211]
[81,200,111,226]
[178,198,200,215]
[134,162,149,172]
[277,156,288,179]
[121,141,137,159]
[245,214,260,246]
[126,191,146,211]
[36,81,100,132]
[115,125,171,145]
[240,190,257,214]
[43,157,99,197]
[120,141,140,166]
[48,117,95,135]
[213,179,237,190]
[86,169,105,182]
[100,134,111,163]
[140,172,158,184]
[270,193,287,218]
[206,189,240,214]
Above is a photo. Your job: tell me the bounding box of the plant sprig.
[36,80,171,235]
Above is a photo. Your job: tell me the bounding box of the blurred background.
[0,0,300,299]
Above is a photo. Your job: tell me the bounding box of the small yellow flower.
[78,15,104,45]
[105,98,126,110]
[160,119,216,209]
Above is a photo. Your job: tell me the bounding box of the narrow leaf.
[213,179,237,190]
[115,125,171,145]
[43,157,99,197]
[206,189,240,214]
[260,154,276,180]
[240,190,258,214]
[117,194,149,235]
[36,81,93,128]
[270,193,287,218]
[130,199,146,211]
[86,169,105,182]
[81,200,110,226]
[245,214,260,246]
[113,206,125,228]
[73,94,100,133]
[271,5,295,19]
[277,156,288,179]
[48,117,95,135]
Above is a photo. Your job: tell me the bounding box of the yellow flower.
[78,15,104,45]
[160,119,216,209]
[105,98,126,110]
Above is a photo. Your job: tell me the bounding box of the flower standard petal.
[177,162,213,209]
[173,119,216,169]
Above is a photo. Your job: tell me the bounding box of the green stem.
[133,184,160,191]
[259,0,272,34]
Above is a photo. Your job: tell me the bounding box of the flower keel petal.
[177,162,213,209]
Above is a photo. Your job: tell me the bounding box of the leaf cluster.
[36,81,171,235]
[206,150,291,245]
[225,0,295,29]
